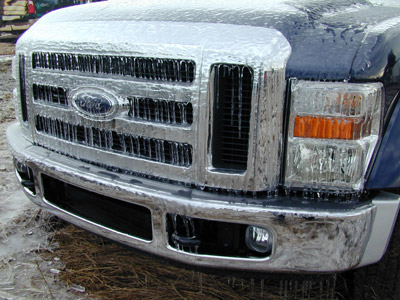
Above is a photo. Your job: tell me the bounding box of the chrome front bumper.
[7,123,400,273]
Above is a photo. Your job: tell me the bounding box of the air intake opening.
[42,175,153,241]
[32,52,195,83]
[19,55,28,122]
[211,64,253,172]
[166,213,270,258]
[14,158,36,195]
[33,84,68,106]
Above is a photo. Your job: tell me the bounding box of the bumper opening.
[42,174,153,241]
[166,213,271,259]
[14,158,36,195]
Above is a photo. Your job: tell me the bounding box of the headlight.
[284,80,383,192]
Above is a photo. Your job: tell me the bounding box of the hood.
[26,0,400,80]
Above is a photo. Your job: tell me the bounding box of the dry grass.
[0,42,15,55]
[45,224,339,300]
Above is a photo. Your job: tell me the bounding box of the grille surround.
[21,21,291,191]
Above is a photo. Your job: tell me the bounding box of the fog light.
[245,226,273,254]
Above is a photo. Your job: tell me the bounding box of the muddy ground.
[0,41,348,300]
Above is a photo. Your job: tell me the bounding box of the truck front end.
[7,0,400,275]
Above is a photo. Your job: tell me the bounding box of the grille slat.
[211,64,253,172]
[128,97,193,125]
[33,84,68,106]
[35,115,192,167]
[32,52,195,83]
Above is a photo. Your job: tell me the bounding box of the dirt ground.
[0,41,346,300]
[0,42,90,299]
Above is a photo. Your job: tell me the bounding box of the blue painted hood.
[32,0,400,80]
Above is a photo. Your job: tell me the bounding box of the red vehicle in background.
[0,0,101,35]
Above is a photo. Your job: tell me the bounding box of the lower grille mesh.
[35,116,192,167]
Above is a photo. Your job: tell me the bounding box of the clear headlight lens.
[285,80,383,192]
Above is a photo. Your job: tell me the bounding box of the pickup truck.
[7,0,400,298]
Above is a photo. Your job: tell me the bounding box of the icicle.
[179,144,184,166]
[230,66,235,126]
[138,58,142,78]
[178,103,185,124]
[128,97,133,117]
[238,66,244,139]
[173,60,179,82]
[158,140,163,162]
[174,143,180,165]
[185,61,189,82]
[134,136,140,156]
[331,275,337,299]
[135,98,140,119]
[184,146,190,166]
[166,101,171,123]
[198,272,203,293]
[189,217,195,237]
[260,279,264,297]
[161,141,165,163]
[155,100,160,122]
[284,280,288,300]
[127,135,133,154]
[172,102,176,124]
[159,100,164,122]
[215,65,220,109]
[162,59,166,81]
[84,127,88,144]
[147,99,151,121]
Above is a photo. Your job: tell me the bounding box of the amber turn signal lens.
[294,116,364,140]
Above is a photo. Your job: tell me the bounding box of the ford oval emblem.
[71,88,118,120]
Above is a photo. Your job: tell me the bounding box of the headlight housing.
[284,80,383,193]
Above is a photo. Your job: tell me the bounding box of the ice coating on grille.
[14,2,291,192]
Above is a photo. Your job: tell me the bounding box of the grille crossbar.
[35,115,193,167]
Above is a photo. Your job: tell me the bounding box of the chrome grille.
[35,116,193,167]
[32,52,195,83]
